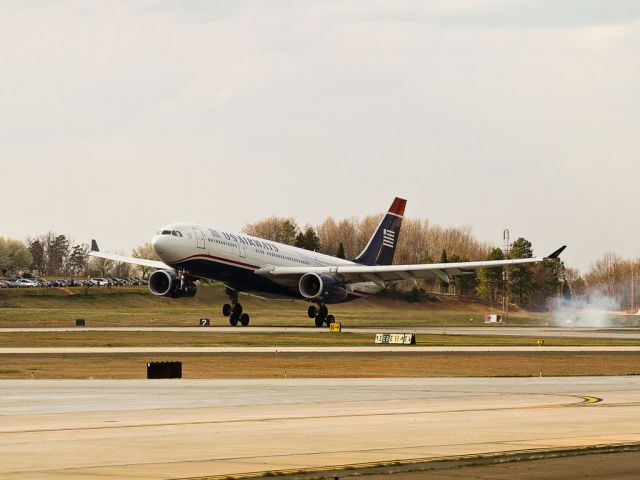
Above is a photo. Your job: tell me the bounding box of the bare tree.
[132,242,160,278]
[242,217,300,245]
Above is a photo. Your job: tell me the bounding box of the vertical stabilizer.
[353,197,406,266]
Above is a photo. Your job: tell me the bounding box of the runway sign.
[375,333,416,345]
[75,319,85,327]
[199,318,210,327]
[330,323,342,332]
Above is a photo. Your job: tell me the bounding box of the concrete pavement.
[0,377,639,479]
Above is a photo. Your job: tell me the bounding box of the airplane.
[89,197,566,327]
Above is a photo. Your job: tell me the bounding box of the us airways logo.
[383,229,395,248]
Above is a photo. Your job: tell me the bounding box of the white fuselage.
[151,223,382,299]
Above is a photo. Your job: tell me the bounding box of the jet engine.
[148,270,197,298]
[298,273,348,304]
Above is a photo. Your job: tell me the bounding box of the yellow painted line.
[1,393,598,436]
[182,441,640,480]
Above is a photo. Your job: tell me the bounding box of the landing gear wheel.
[229,314,239,326]
[325,314,335,326]
[314,316,325,328]
[232,303,243,316]
[308,305,317,318]
[240,313,250,327]
[318,305,328,318]
[222,304,231,316]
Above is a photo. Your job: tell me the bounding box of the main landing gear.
[308,304,335,328]
[223,288,249,327]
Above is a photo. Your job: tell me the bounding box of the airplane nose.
[151,235,167,257]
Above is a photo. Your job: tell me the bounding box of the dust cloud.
[552,293,619,327]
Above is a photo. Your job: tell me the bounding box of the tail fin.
[353,197,406,266]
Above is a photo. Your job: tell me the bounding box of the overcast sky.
[2,0,639,272]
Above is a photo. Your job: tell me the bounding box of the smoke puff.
[553,293,619,327]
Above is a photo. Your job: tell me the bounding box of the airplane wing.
[88,240,173,270]
[258,246,566,286]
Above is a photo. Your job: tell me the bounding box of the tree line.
[3,218,635,310]
[0,233,158,279]
[242,216,564,307]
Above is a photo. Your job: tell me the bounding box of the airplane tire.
[229,314,239,326]
[240,313,250,327]
[315,316,325,327]
[307,305,317,318]
[318,305,328,318]
[326,314,335,325]
[232,303,243,316]
[222,304,232,316]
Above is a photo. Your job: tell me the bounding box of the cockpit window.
[159,230,183,237]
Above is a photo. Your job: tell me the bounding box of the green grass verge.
[1,283,637,328]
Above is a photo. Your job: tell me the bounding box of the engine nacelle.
[148,270,197,298]
[298,273,348,304]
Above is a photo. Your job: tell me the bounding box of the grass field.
[0,284,563,327]
[2,352,640,379]
[2,285,639,379]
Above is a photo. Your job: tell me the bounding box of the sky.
[1,0,639,273]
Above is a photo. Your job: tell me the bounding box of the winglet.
[91,239,99,252]
[546,245,566,259]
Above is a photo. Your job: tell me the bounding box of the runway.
[1,377,639,479]
[2,326,640,339]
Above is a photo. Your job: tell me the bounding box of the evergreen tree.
[27,239,46,275]
[68,244,89,277]
[294,226,321,251]
[303,226,320,251]
[531,260,563,306]
[509,237,534,304]
[46,234,70,276]
[277,219,298,245]
[476,248,504,301]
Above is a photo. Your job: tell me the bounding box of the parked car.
[15,279,38,287]
[89,278,110,286]
[0,280,13,288]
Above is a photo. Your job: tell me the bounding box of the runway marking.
[0,394,602,436]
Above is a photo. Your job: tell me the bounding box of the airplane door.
[238,243,247,258]
[193,228,205,249]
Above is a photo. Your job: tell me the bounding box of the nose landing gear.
[309,304,335,327]
[223,288,250,326]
